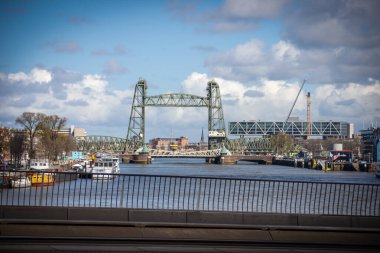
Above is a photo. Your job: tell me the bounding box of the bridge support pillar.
[205,158,214,164]
[131,153,151,164]
[122,154,133,163]
[130,145,152,164]
[215,146,237,165]
[216,155,238,165]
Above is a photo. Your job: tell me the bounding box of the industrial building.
[359,127,380,163]
[229,119,354,139]
[56,126,87,138]
[149,136,189,150]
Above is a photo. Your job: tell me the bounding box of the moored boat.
[31,173,54,186]
[74,161,93,178]
[30,159,50,170]
[12,176,31,188]
[92,155,120,180]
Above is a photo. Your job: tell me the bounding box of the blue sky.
[1,0,380,142]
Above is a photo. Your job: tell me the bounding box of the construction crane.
[282,79,306,133]
[307,92,311,140]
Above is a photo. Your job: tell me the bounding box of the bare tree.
[9,130,25,168]
[271,133,294,156]
[63,134,76,155]
[0,126,12,164]
[42,115,67,161]
[15,112,46,160]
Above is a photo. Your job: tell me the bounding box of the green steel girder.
[207,81,225,150]
[75,135,126,153]
[126,79,146,152]
[224,137,272,154]
[74,135,272,154]
[125,79,226,153]
[145,93,208,107]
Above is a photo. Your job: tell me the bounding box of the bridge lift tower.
[125,79,226,153]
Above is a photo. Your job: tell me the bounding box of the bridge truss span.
[75,135,126,153]
[145,93,208,107]
[148,149,220,158]
[229,121,353,138]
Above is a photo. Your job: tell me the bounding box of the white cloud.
[179,72,380,135]
[61,74,130,123]
[8,72,29,82]
[221,39,264,65]
[2,67,379,141]
[81,74,107,93]
[30,68,52,84]
[181,72,304,123]
[1,68,133,137]
[314,80,380,124]
[181,72,209,96]
[206,38,380,84]
[206,39,270,80]
[8,68,52,84]
[272,40,300,63]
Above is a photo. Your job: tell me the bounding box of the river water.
[2,159,379,216]
[122,158,380,185]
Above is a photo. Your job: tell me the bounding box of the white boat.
[73,161,93,178]
[30,159,50,170]
[92,156,120,180]
[72,163,83,171]
[12,176,31,188]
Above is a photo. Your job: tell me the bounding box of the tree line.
[0,112,76,166]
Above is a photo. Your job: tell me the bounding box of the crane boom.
[283,79,306,132]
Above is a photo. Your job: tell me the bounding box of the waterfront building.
[149,136,189,150]
[359,127,380,163]
[56,126,87,138]
[72,127,87,138]
[229,119,354,139]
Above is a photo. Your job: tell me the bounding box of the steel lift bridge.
[125,79,226,154]
[75,79,272,155]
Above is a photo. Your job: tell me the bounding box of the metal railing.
[1,171,379,216]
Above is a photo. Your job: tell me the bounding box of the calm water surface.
[2,158,379,215]
[122,158,380,185]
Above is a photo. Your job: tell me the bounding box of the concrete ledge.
[187,211,243,224]
[1,206,379,229]
[1,219,380,247]
[351,216,380,228]
[129,209,186,223]
[3,206,67,220]
[298,214,351,227]
[243,213,298,226]
[68,207,128,221]
[269,229,380,246]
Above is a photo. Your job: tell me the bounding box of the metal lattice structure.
[125,79,226,153]
[75,136,126,153]
[207,81,226,149]
[229,121,352,138]
[145,94,208,107]
[225,138,272,154]
[148,149,220,158]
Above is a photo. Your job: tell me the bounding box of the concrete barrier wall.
[1,206,380,228]
[2,206,380,249]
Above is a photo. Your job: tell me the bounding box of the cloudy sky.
[1,0,379,142]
